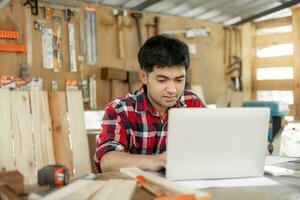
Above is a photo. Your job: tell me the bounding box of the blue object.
[243,101,288,117]
[243,101,288,142]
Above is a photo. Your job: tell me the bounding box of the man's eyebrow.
[156,75,186,79]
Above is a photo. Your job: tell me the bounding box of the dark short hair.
[138,34,190,73]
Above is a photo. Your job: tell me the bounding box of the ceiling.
[43,0,300,25]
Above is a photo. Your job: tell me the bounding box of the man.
[95,34,205,173]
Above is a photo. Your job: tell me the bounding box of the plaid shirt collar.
[135,85,186,117]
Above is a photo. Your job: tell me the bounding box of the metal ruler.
[68,23,77,72]
[89,74,97,109]
[84,7,98,66]
[42,28,54,69]
[53,16,63,72]
[25,8,32,67]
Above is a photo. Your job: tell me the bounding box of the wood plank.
[30,91,55,170]
[0,89,15,172]
[292,7,300,119]
[255,16,292,29]
[41,180,106,200]
[254,55,293,68]
[66,91,91,177]
[10,91,36,185]
[121,167,211,199]
[48,92,74,176]
[253,80,294,90]
[90,179,136,200]
[255,32,293,48]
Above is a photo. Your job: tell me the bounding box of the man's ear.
[139,69,148,84]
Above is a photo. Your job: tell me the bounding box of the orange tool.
[0,44,26,52]
[0,30,19,39]
[155,194,196,200]
[136,175,196,200]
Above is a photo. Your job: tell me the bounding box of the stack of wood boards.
[39,179,136,200]
[0,89,91,185]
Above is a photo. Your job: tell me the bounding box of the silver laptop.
[166,107,270,181]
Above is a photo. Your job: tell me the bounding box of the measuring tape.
[38,165,69,187]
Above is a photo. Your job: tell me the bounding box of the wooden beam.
[90,179,137,200]
[292,7,300,119]
[255,16,292,29]
[253,80,294,90]
[30,91,55,170]
[48,92,74,176]
[41,180,106,200]
[254,55,293,68]
[241,23,255,101]
[66,91,91,177]
[255,32,293,48]
[10,91,36,185]
[0,90,15,172]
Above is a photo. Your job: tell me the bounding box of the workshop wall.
[0,0,228,109]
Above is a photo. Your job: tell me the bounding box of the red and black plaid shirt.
[94,85,205,172]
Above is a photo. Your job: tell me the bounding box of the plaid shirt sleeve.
[183,90,206,108]
[94,102,128,172]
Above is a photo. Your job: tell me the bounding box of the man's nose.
[166,82,176,93]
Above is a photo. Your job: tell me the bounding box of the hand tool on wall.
[65,9,74,21]
[0,29,26,53]
[42,27,54,69]
[23,0,38,16]
[85,7,98,65]
[38,2,80,21]
[89,74,97,109]
[68,23,77,72]
[38,165,69,188]
[113,9,127,58]
[131,12,143,47]
[53,16,63,72]
[145,16,160,39]
[25,8,33,67]
[78,56,89,103]
[43,4,53,19]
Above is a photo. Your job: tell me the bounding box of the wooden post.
[241,23,255,101]
[292,7,300,120]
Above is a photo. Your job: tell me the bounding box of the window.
[257,90,293,105]
[256,25,292,36]
[256,67,293,80]
[256,43,293,57]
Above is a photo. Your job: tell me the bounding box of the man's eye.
[158,79,166,83]
[176,79,184,82]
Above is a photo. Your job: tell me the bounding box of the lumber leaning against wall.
[0,0,226,108]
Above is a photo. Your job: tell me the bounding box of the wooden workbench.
[20,159,300,200]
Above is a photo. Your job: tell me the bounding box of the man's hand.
[144,152,166,171]
[101,151,167,172]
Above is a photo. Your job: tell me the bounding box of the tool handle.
[117,16,124,58]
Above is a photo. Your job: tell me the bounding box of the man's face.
[140,66,186,113]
